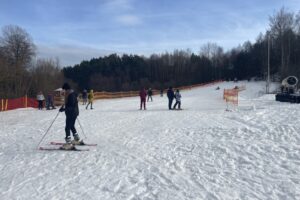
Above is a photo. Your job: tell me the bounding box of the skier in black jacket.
[167,87,175,110]
[59,83,80,148]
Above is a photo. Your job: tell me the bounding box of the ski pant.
[38,100,43,110]
[47,101,55,110]
[140,98,146,109]
[65,115,77,138]
[86,101,93,109]
[168,98,174,110]
[147,95,152,102]
[173,101,181,109]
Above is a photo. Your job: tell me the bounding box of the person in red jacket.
[139,87,147,110]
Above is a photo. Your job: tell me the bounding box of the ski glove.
[59,107,65,112]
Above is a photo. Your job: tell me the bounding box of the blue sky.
[1,0,299,66]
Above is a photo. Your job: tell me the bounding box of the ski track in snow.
[0,81,300,199]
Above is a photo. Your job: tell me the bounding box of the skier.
[46,92,55,110]
[173,89,182,110]
[82,89,87,105]
[147,88,153,102]
[86,89,94,109]
[167,86,175,110]
[59,83,80,149]
[160,89,163,97]
[139,87,147,110]
[36,91,45,110]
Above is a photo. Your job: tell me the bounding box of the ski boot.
[60,136,75,150]
[72,134,84,145]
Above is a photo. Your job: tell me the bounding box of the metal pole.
[267,34,270,94]
[77,118,87,139]
[36,111,60,149]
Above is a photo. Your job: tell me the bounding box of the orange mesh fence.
[223,89,239,105]
[93,80,223,100]
[0,96,38,111]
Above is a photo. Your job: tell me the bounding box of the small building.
[53,88,65,106]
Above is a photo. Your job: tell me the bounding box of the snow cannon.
[281,76,298,94]
[276,76,300,103]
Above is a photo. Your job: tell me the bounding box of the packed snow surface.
[1,81,300,200]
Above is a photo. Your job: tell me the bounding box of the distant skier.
[147,88,153,102]
[46,92,55,110]
[173,89,182,110]
[160,89,163,97]
[86,89,94,109]
[59,83,80,149]
[37,91,45,110]
[167,87,175,110]
[82,89,88,105]
[139,87,147,110]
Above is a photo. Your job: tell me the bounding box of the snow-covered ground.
[1,81,300,200]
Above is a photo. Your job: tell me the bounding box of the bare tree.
[0,25,36,97]
[269,7,294,75]
[30,58,64,97]
[295,11,300,35]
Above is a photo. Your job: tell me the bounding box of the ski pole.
[77,118,87,139]
[37,111,60,149]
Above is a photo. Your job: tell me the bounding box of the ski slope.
[0,81,300,200]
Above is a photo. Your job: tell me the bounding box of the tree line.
[1,7,300,97]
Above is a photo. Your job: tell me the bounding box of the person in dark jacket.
[139,87,147,110]
[46,92,55,110]
[160,89,163,97]
[82,89,87,105]
[59,83,80,147]
[147,88,153,102]
[167,87,175,110]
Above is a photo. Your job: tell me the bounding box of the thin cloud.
[116,14,142,26]
[37,44,117,66]
[103,0,134,12]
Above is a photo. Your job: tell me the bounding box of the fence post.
[25,95,28,108]
[5,99,8,111]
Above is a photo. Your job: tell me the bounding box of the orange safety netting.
[0,96,38,111]
[223,89,239,105]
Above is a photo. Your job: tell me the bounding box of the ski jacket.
[82,91,87,99]
[147,89,153,96]
[139,89,147,99]
[37,94,45,101]
[175,92,181,102]
[167,89,174,99]
[47,94,53,102]
[88,90,94,102]
[64,90,79,117]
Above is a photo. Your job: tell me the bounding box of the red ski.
[50,141,97,146]
[39,146,89,151]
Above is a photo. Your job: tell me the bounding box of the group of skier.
[44,82,182,150]
[81,89,94,109]
[36,91,56,110]
[139,86,182,110]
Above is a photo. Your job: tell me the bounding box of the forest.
[1,8,300,97]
